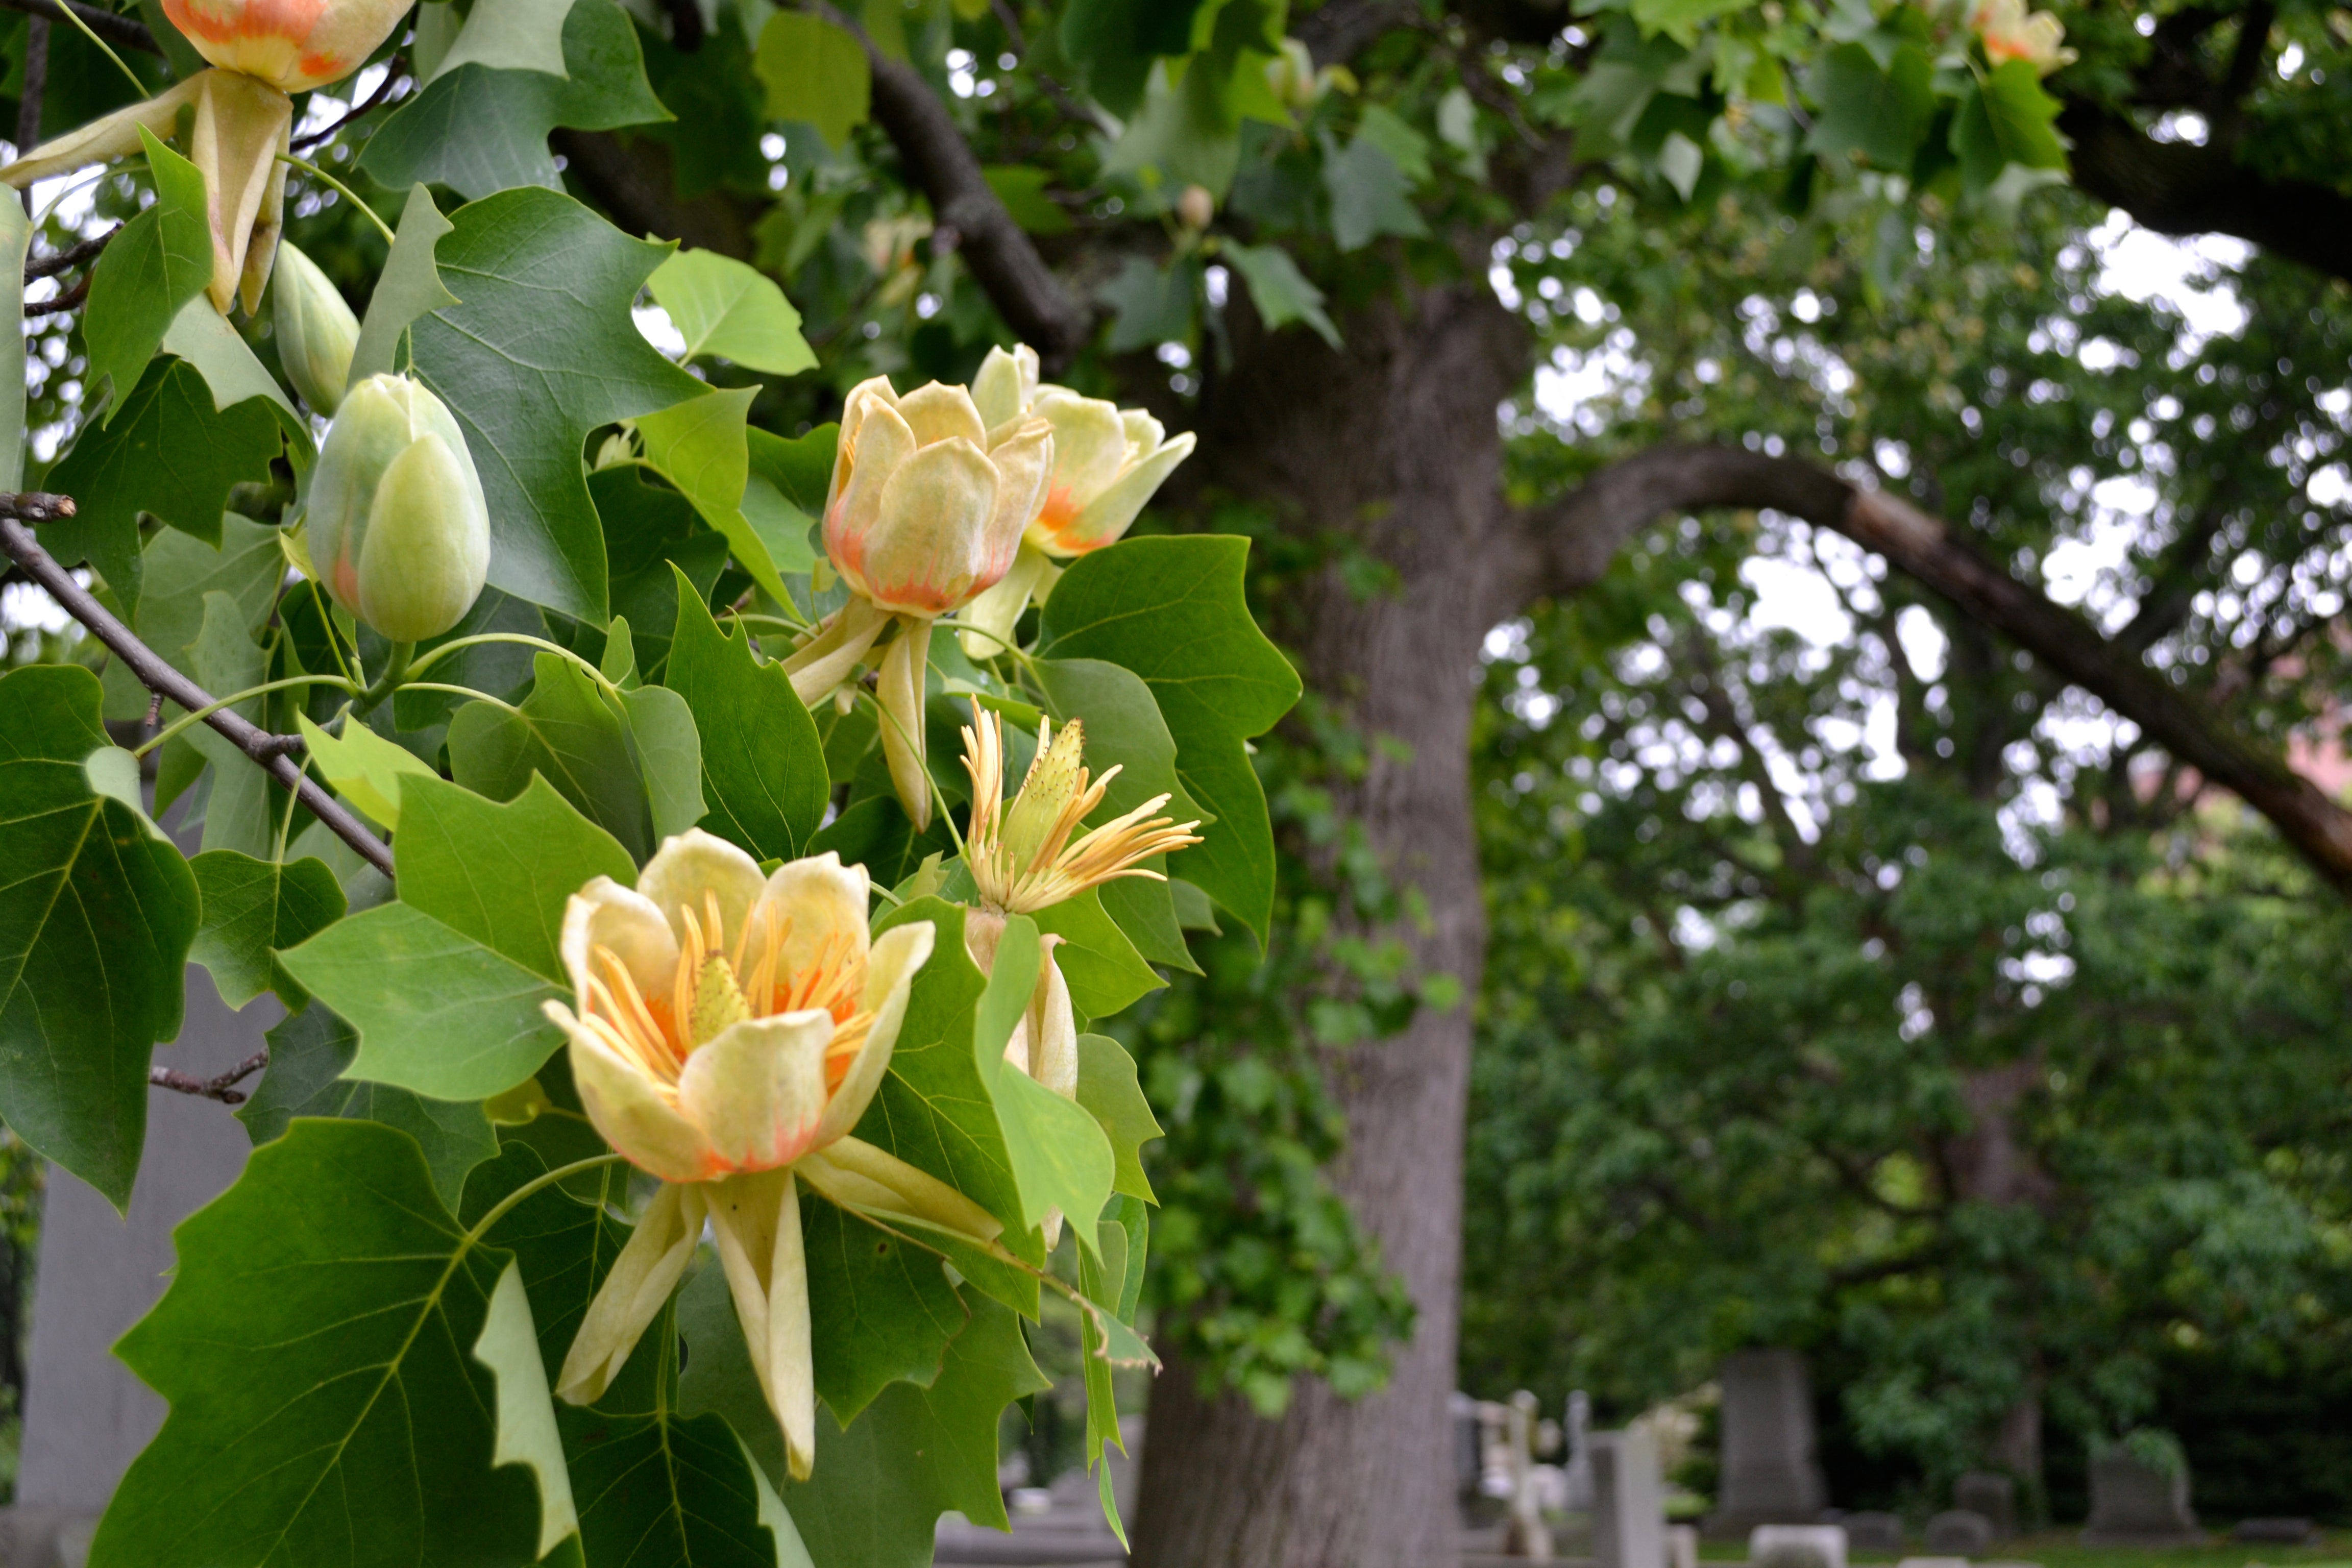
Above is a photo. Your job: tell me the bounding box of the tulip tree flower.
[786,375,1053,830]
[543,831,998,1480]
[306,373,492,643]
[957,345,1197,658]
[958,705,1200,1244]
[272,240,359,414]
[0,0,412,313]
[1970,0,2074,72]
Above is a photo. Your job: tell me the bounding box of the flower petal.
[757,850,873,985]
[637,828,766,952]
[876,621,933,831]
[555,1181,705,1406]
[812,920,936,1147]
[893,381,988,450]
[799,1134,1001,1241]
[825,394,917,599]
[676,1012,835,1173]
[970,344,1039,430]
[565,1019,721,1182]
[558,881,677,1012]
[705,1169,816,1480]
[1034,390,1131,513]
[860,438,1004,615]
[982,421,1055,567]
[1030,942,1079,1099]
[0,75,206,189]
[1056,430,1196,555]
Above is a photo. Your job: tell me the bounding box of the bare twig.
[26,225,117,281]
[151,1048,268,1106]
[0,505,397,879]
[0,0,161,57]
[24,271,87,316]
[288,61,409,152]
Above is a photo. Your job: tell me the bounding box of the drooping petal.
[757,850,873,986]
[779,594,889,708]
[555,1180,706,1406]
[969,344,1039,430]
[1054,431,1198,556]
[892,381,988,450]
[954,542,1049,662]
[237,117,290,316]
[876,620,933,830]
[561,1016,722,1182]
[1030,942,1079,1100]
[798,1134,1002,1240]
[637,828,766,952]
[812,920,937,1147]
[705,1169,816,1480]
[0,75,205,190]
[676,1012,835,1173]
[558,880,678,1008]
[189,70,293,314]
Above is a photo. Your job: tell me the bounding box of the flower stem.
[275,153,397,244]
[132,673,356,758]
[464,1153,628,1245]
[46,0,143,96]
[352,640,413,715]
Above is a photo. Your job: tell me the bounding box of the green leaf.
[745,424,836,516]
[350,183,460,386]
[180,593,275,856]
[1807,41,1934,168]
[298,711,435,831]
[1058,0,1205,116]
[804,1192,968,1422]
[160,296,300,425]
[972,915,1115,1254]
[0,191,26,489]
[392,772,636,981]
[43,359,283,605]
[595,469,730,683]
[89,1120,575,1567]
[479,1260,586,1560]
[1952,58,2068,191]
[1101,58,1240,197]
[277,902,567,1100]
[1223,241,1341,349]
[459,1138,632,1378]
[1324,129,1428,252]
[1075,1033,1161,1203]
[1353,104,1433,183]
[981,165,1072,235]
[82,126,211,415]
[0,665,198,1208]
[753,12,870,148]
[409,190,701,621]
[126,514,287,685]
[638,387,795,605]
[1629,0,1750,45]
[805,795,953,888]
[187,851,346,1010]
[856,899,1030,1246]
[237,1001,500,1210]
[1033,889,1161,1020]
[647,249,816,376]
[623,683,706,838]
[448,651,658,861]
[1098,256,1197,354]
[664,575,830,862]
[1040,535,1301,937]
[362,0,671,200]
[431,0,575,81]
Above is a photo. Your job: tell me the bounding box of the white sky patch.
[633,303,688,360]
[2088,211,2250,347]
[1739,554,1853,646]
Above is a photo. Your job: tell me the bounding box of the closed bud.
[1177,184,1215,231]
[307,373,492,642]
[272,241,358,415]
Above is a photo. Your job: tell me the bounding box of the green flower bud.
[271,241,359,415]
[307,373,491,642]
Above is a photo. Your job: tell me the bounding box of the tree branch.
[1510,444,2352,893]
[0,507,396,880]
[823,5,1090,369]
[2058,100,2352,286]
[151,1048,267,1106]
[0,0,161,57]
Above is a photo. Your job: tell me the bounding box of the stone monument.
[3,958,270,1566]
[2081,1448,2200,1546]
[1952,1472,2017,1538]
[1841,1511,1905,1555]
[1750,1523,1848,1568]
[1923,1510,1994,1556]
[1707,1350,1828,1536]
[1594,1426,1667,1568]
[1560,1389,1596,1513]
[1504,1390,1555,1561]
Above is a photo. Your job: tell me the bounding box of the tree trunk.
[1131,282,1529,1567]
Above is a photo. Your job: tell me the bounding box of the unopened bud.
[1177,184,1215,231]
[306,373,492,642]
[272,241,359,415]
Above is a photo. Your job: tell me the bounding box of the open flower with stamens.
[959,704,1200,1245]
[542,830,994,1481]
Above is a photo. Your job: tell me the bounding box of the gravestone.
[1842,1511,1906,1555]
[1668,1523,1701,1568]
[1561,1389,1596,1513]
[2081,1450,2200,1546]
[1594,1427,1667,1568]
[1504,1391,1555,1561]
[1456,1391,1487,1514]
[1751,1523,1848,1568]
[1953,1472,2017,1538]
[1707,1350,1828,1536]
[3,955,271,1566]
[2233,1518,2317,1546]
[1924,1510,1994,1556]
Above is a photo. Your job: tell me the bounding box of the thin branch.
[25,224,115,281]
[1508,444,2352,893]
[0,0,159,56]
[0,506,396,879]
[150,1048,267,1106]
[288,62,408,152]
[24,271,87,316]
